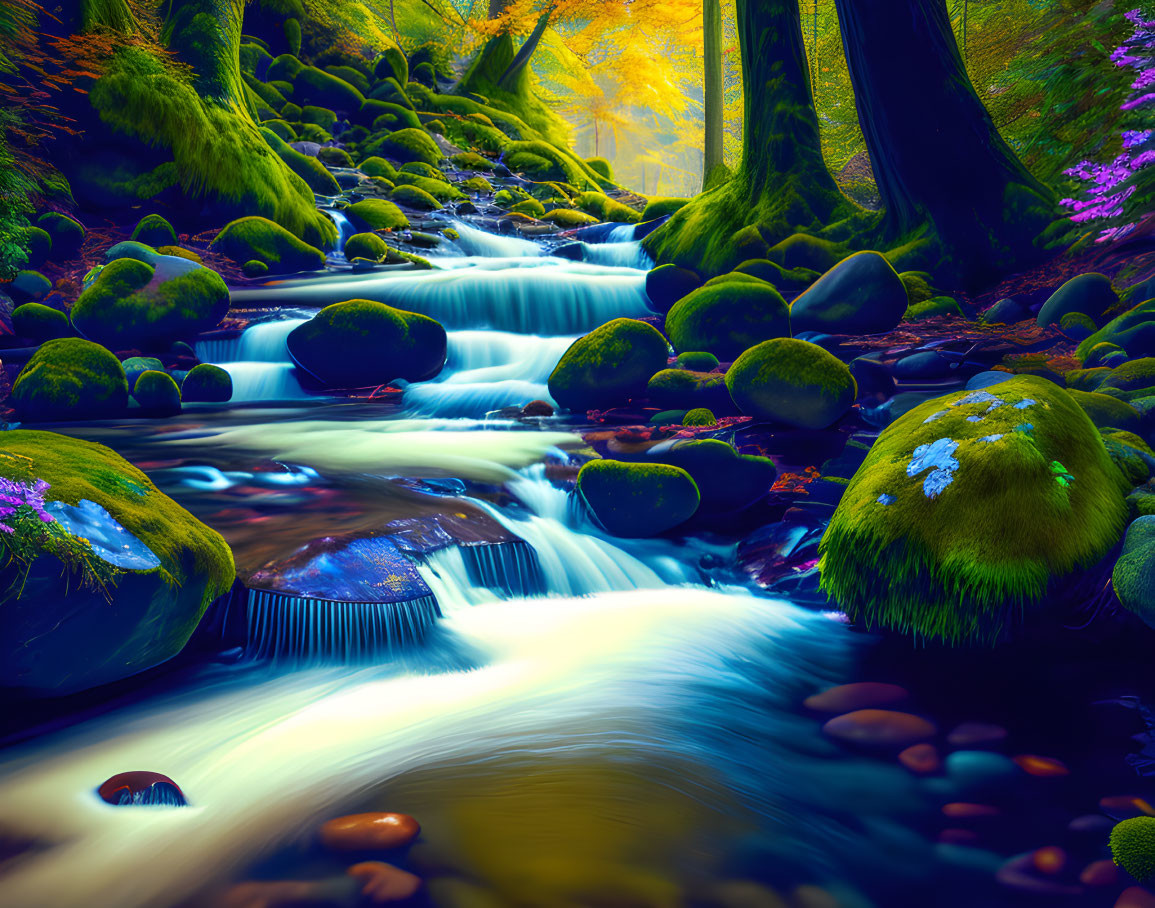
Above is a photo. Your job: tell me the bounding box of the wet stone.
[803,682,909,713]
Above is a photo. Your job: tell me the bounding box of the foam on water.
[445,220,542,258]
[195,318,314,403]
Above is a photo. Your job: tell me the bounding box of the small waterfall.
[195,317,313,402]
[403,331,573,418]
[447,220,542,258]
[229,260,651,335]
[242,588,442,663]
[324,209,355,258]
[461,541,545,598]
[576,240,652,270]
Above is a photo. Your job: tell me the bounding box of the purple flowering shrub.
[0,476,54,534]
[1061,9,1155,241]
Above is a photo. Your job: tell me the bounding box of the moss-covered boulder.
[790,251,908,336]
[1076,299,1155,362]
[260,127,341,195]
[291,65,363,111]
[1067,389,1143,434]
[574,192,640,224]
[682,408,717,427]
[71,256,229,349]
[394,172,465,202]
[287,299,447,388]
[210,216,325,273]
[543,209,599,229]
[358,156,399,180]
[733,259,818,298]
[132,370,181,416]
[666,282,790,363]
[0,430,233,694]
[547,318,669,413]
[818,377,1131,643]
[1036,272,1118,328]
[1111,814,1155,885]
[345,198,409,232]
[371,128,441,166]
[131,214,177,247]
[12,303,70,342]
[390,184,442,210]
[647,369,734,413]
[11,338,129,420]
[725,338,856,430]
[181,363,233,403]
[654,439,776,513]
[1059,311,1097,341]
[21,226,51,270]
[451,151,494,172]
[374,45,408,85]
[645,264,700,314]
[576,460,699,537]
[35,212,84,259]
[674,351,719,371]
[510,198,545,218]
[9,270,51,300]
[344,232,389,262]
[641,197,690,222]
[1099,359,1155,402]
[122,356,165,391]
[1114,517,1155,628]
[766,233,842,273]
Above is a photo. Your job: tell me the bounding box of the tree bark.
[497,4,553,90]
[703,0,724,180]
[834,0,1052,284]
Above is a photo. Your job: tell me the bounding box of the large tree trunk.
[644,0,849,274]
[497,4,553,89]
[703,0,724,182]
[834,0,1053,285]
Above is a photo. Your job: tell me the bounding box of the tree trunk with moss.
[644,0,851,275]
[703,0,723,183]
[834,0,1054,287]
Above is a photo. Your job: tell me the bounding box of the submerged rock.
[822,709,937,749]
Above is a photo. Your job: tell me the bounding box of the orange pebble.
[1100,796,1155,817]
[1081,859,1121,886]
[1013,754,1070,777]
[942,802,1001,818]
[319,813,421,852]
[822,709,936,749]
[1116,886,1155,908]
[1032,846,1067,875]
[898,742,941,774]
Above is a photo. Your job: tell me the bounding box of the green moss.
[543,209,598,229]
[451,151,494,171]
[640,197,690,222]
[548,319,669,413]
[292,65,363,111]
[12,338,129,420]
[358,156,398,181]
[71,256,229,350]
[726,338,856,430]
[393,172,464,202]
[666,282,789,362]
[12,303,70,342]
[1077,299,1155,362]
[1110,815,1155,881]
[674,351,718,371]
[20,226,51,270]
[122,356,164,390]
[325,65,367,96]
[242,259,268,277]
[368,127,441,166]
[645,264,701,314]
[1065,367,1110,392]
[1037,272,1118,328]
[586,157,612,180]
[818,377,1130,644]
[1059,311,1097,341]
[1067,389,1143,434]
[262,118,297,141]
[210,215,326,272]
[10,270,51,300]
[287,299,447,388]
[181,363,232,402]
[260,127,341,195]
[133,370,181,415]
[345,199,409,232]
[375,45,408,85]
[362,99,422,132]
[318,147,354,168]
[460,176,492,194]
[35,212,84,259]
[576,460,699,538]
[506,199,543,218]
[732,259,818,297]
[1100,359,1155,402]
[574,192,640,224]
[344,232,389,262]
[654,439,777,513]
[299,105,337,129]
[504,140,609,191]
[131,213,177,247]
[682,408,717,427]
[389,184,441,211]
[905,296,965,321]
[899,271,935,304]
[1103,434,1151,487]
[647,369,732,413]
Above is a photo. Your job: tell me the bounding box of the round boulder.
[319,812,421,852]
[1037,272,1118,328]
[665,281,790,362]
[644,264,700,313]
[790,251,908,336]
[11,338,129,420]
[576,460,700,537]
[1114,516,1155,628]
[547,318,669,412]
[725,338,857,430]
[181,364,233,403]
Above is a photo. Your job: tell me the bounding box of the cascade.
[195,318,312,402]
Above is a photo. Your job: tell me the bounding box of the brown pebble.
[521,400,554,417]
[1100,795,1155,818]
[1032,846,1067,875]
[942,802,1001,818]
[822,709,935,749]
[319,813,420,852]
[804,682,909,713]
[1117,887,1155,908]
[898,742,940,774]
[938,828,980,845]
[1013,754,1070,777]
[347,862,421,904]
[1081,859,1121,886]
[947,722,1008,748]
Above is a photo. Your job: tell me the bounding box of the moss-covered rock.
[1065,368,1110,392]
[1110,812,1155,881]
[374,45,408,85]
[345,198,409,232]
[133,370,181,416]
[262,118,298,141]
[576,460,699,537]
[370,127,441,166]
[287,299,447,388]
[1059,311,1097,341]
[548,318,669,413]
[1037,272,1118,329]
[21,226,52,270]
[71,256,229,350]
[344,232,389,262]
[35,212,84,259]
[210,216,325,273]
[1099,359,1155,402]
[586,157,613,180]
[131,213,177,247]
[9,270,51,300]
[725,338,856,430]
[543,209,599,229]
[510,198,545,218]
[362,99,422,132]
[389,184,441,210]
[0,430,234,694]
[791,251,908,336]
[12,338,129,420]
[291,65,364,111]
[574,192,640,224]
[1067,389,1143,434]
[181,363,233,403]
[666,281,789,362]
[358,156,399,181]
[1077,300,1155,362]
[904,296,965,321]
[122,356,165,391]
[674,351,719,371]
[654,439,776,513]
[451,151,494,172]
[818,377,1131,643]
[682,408,717,427]
[732,259,818,298]
[318,146,354,168]
[394,172,464,202]
[645,264,700,313]
[647,369,734,413]
[12,303,70,342]
[899,271,935,305]
[260,127,341,195]
[641,197,690,222]
[766,233,841,272]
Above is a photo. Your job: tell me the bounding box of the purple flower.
[0,476,55,535]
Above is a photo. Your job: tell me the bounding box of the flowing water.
[0,216,977,908]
